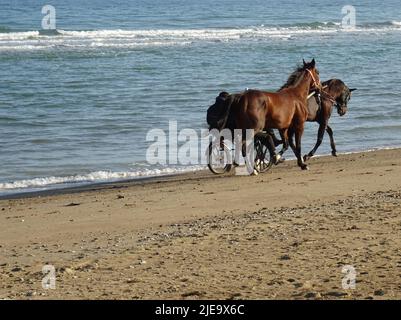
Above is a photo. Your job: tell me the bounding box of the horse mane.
[278,65,306,91]
[323,79,347,96]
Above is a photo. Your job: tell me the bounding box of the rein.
[306,69,320,89]
[307,91,315,99]
[309,84,337,105]
[308,86,337,114]
[320,90,337,104]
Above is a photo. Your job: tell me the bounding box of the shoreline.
[1,145,400,201]
[1,148,401,299]
[0,172,205,201]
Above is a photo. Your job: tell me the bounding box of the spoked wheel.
[207,140,232,175]
[254,135,274,173]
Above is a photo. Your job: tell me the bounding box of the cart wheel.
[207,141,232,175]
[254,137,274,173]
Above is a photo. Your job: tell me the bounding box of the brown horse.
[303,79,356,160]
[233,59,321,170]
[270,78,356,161]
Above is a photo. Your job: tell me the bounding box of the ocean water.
[1,0,401,195]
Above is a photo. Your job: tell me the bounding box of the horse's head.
[334,86,353,116]
[322,80,357,116]
[335,86,356,116]
[303,58,321,91]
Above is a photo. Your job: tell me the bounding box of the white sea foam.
[1,145,400,194]
[1,23,400,52]
[0,166,206,192]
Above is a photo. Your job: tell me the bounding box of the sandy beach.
[1,148,401,300]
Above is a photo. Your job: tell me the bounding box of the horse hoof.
[301,165,309,171]
[273,154,282,165]
[303,155,309,162]
[252,169,259,176]
[332,151,338,157]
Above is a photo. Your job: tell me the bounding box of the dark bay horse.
[303,79,356,160]
[233,59,321,170]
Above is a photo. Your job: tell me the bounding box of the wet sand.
[1,148,401,299]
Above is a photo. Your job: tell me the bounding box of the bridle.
[309,82,351,116]
[320,88,337,104]
[306,68,321,90]
[308,85,337,114]
[320,87,350,116]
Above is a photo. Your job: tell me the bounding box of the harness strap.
[320,90,336,104]
[306,69,320,88]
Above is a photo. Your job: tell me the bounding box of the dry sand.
[1,148,401,300]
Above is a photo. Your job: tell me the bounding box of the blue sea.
[1,0,401,195]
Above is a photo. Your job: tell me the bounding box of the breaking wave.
[0,166,205,193]
[1,21,400,52]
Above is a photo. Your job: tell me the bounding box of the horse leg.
[266,130,284,165]
[294,125,309,170]
[240,128,259,175]
[266,128,283,147]
[274,129,289,164]
[263,132,277,158]
[241,129,247,158]
[304,122,327,161]
[326,125,337,157]
[288,128,296,154]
